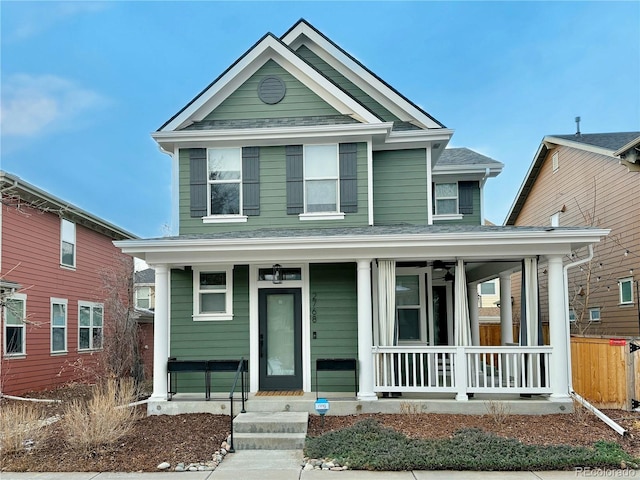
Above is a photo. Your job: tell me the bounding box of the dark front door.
[258,288,302,391]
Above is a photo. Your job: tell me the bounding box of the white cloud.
[4,3,109,43]
[0,74,109,137]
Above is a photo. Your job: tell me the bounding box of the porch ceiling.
[115,225,609,267]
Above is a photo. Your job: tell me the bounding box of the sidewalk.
[0,450,626,479]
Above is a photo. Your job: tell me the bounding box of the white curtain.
[377,260,396,346]
[454,259,472,346]
[521,257,539,347]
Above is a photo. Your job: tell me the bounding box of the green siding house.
[116,20,607,413]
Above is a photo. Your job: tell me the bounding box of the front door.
[258,288,302,391]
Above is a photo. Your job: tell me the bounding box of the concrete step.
[232,411,309,450]
[232,432,307,450]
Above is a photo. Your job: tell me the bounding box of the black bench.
[315,358,358,399]
[168,358,247,401]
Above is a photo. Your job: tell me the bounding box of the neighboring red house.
[0,171,137,395]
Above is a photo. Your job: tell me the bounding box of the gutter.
[563,245,627,436]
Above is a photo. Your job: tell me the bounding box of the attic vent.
[258,76,286,105]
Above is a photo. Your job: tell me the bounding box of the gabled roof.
[157,19,447,139]
[281,19,445,130]
[134,268,155,284]
[504,131,640,225]
[0,171,137,240]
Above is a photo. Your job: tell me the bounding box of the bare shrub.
[399,401,421,415]
[484,399,511,425]
[0,402,51,455]
[63,378,142,452]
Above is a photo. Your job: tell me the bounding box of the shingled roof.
[549,132,640,151]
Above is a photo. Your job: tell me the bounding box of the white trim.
[395,268,428,345]
[160,35,380,132]
[434,214,464,221]
[619,277,634,305]
[171,147,179,235]
[77,301,104,351]
[202,215,248,224]
[303,143,340,214]
[367,140,374,226]
[250,263,309,393]
[60,218,76,269]
[50,297,68,354]
[4,292,27,357]
[299,212,345,221]
[426,146,433,225]
[281,22,443,129]
[192,265,234,321]
[116,228,611,266]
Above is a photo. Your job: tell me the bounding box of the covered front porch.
[115,225,608,414]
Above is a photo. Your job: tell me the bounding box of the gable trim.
[281,20,446,130]
[159,34,381,132]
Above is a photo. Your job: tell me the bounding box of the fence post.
[455,346,468,401]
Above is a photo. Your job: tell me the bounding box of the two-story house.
[115,20,607,413]
[0,171,137,395]
[505,131,640,337]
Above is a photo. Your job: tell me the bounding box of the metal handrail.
[228,357,247,453]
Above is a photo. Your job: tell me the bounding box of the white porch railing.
[372,346,553,397]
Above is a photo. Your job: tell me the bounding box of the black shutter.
[339,143,358,213]
[242,147,260,216]
[286,145,304,214]
[189,148,207,218]
[458,181,474,215]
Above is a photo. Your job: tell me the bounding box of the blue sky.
[2,1,639,238]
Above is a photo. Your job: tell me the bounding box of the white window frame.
[135,286,151,310]
[78,301,104,351]
[434,182,460,217]
[302,143,340,215]
[50,298,68,354]
[550,212,560,227]
[589,307,601,323]
[395,270,427,345]
[619,277,634,305]
[552,152,559,172]
[3,293,26,357]
[205,147,246,221]
[60,218,76,269]
[569,308,576,323]
[193,266,233,321]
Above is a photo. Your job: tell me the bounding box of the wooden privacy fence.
[479,325,640,410]
[570,336,640,410]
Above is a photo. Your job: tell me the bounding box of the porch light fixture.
[432,260,446,272]
[272,264,282,284]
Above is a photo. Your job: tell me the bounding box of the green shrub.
[304,419,637,471]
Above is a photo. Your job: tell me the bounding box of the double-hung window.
[135,286,151,309]
[395,274,426,343]
[620,278,634,305]
[208,148,242,215]
[434,183,458,215]
[4,293,26,356]
[78,302,103,350]
[51,298,67,353]
[304,144,339,213]
[61,219,76,268]
[193,266,233,321]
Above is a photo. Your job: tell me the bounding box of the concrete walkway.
[0,450,624,479]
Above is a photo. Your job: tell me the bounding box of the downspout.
[563,245,626,435]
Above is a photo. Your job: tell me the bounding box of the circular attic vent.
[258,76,286,104]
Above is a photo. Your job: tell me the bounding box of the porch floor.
[148,392,573,416]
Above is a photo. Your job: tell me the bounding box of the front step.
[232,411,308,450]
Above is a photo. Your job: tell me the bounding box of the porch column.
[468,281,480,346]
[499,273,514,345]
[548,255,569,399]
[356,259,377,401]
[151,264,170,401]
